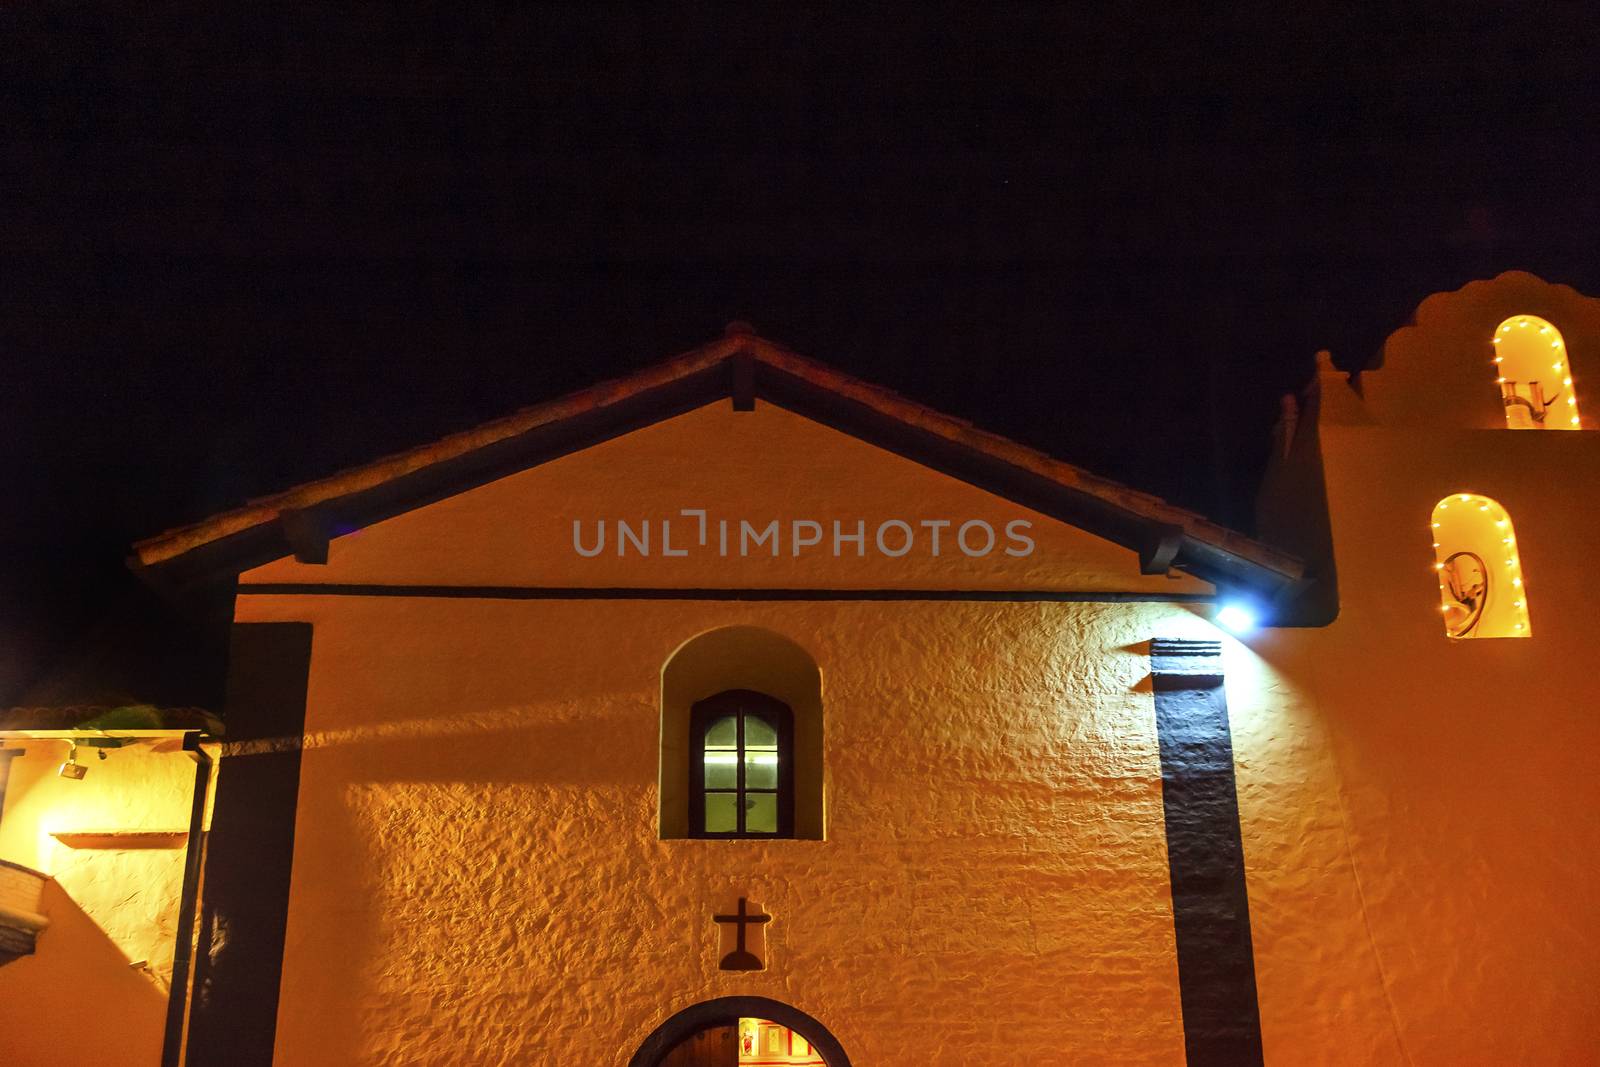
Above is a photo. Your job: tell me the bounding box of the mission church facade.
[1,271,1598,1065]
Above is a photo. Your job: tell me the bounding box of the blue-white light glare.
[1215,602,1258,634]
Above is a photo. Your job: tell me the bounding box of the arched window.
[690,690,794,838]
[1493,315,1581,429]
[1431,494,1531,638]
[660,626,823,840]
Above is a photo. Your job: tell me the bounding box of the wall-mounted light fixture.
[57,742,88,780]
[1215,602,1259,635]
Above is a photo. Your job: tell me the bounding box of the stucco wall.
[229,400,1254,1065]
[13,287,1595,1063]
[1259,422,1600,1065]
[1250,271,1600,1063]
[245,594,1214,1065]
[225,396,1417,1065]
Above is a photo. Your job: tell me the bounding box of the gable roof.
[131,325,1306,604]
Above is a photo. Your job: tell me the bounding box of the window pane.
[745,793,777,833]
[743,714,777,749]
[744,750,778,790]
[705,715,738,747]
[704,750,738,789]
[705,792,738,833]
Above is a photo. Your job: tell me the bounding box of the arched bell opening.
[1492,314,1582,429]
[1431,493,1531,638]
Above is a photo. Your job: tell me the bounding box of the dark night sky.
[3,3,1599,705]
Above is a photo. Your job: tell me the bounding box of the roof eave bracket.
[278,508,330,565]
[1138,524,1184,575]
[730,351,756,412]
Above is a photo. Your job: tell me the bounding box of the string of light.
[1433,494,1529,637]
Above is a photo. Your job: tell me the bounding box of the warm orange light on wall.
[1493,315,1581,429]
[1431,494,1531,638]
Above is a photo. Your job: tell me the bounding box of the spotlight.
[1215,602,1259,634]
[58,742,88,780]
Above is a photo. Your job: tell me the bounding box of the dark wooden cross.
[713,897,771,971]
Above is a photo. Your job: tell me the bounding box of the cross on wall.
[713,897,771,971]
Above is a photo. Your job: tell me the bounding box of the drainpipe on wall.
[161,732,214,1067]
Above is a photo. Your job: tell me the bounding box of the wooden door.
[658,1025,738,1067]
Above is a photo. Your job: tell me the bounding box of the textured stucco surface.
[11,289,1596,1063]
[1222,643,1408,1064]
[1255,272,1600,1063]
[230,399,1424,1065]
[246,595,1206,1066]
[234,402,1244,1065]
[1259,428,1600,1063]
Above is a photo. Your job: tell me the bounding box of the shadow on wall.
[245,774,379,1067]
[225,703,655,787]
[0,878,168,1065]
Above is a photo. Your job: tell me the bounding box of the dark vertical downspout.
[162,731,214,1067]
[186,622,313,1065]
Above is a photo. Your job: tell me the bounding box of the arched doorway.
[630,996,852,1067]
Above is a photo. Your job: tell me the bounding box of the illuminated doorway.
[631,997,850,1067]
[657,1019,825,1067]
[733,1018,825,1065]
